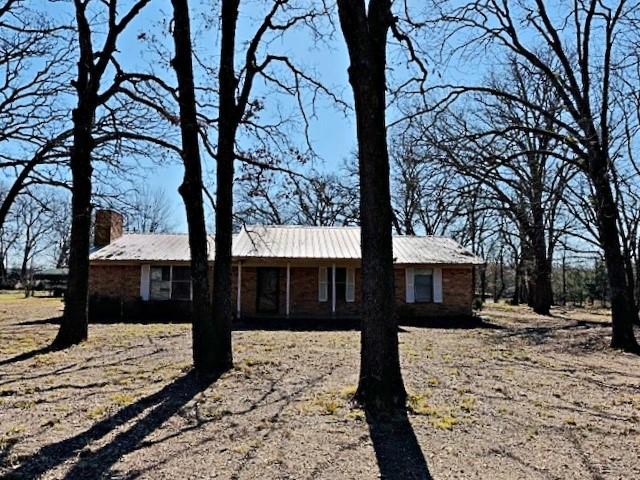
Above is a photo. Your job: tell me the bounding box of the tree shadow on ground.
[495,320,609,346]
[0,345,55,367]
[5,370,218,479]
[401,315,503,330]
[366,409,433,480]
[16,316,62,326]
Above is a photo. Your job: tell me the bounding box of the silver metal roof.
[89,225,483,265]
[90,234,216,262]
[235,225,362,260]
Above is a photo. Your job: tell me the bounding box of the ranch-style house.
[88,210,483,321]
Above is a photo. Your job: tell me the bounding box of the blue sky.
[110,1,356,232]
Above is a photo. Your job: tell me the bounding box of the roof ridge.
[244,224,361,230]
[122,232,188,236]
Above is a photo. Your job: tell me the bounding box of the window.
[150,266,191,301]
[171,266,192,301]
[414,269,433,303]
[328,268,347,302]
[319,267,355,303]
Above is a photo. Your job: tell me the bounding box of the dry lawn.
[0,292,638,479]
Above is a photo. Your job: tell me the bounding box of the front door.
[257,267,280,314]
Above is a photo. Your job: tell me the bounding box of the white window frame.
[405,267,443,304]
[346,268,355,303]
[318,267,328,302]
[148,265,193,301]
[414,268,434,303]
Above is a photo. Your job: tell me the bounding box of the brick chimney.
[94,209,124,247]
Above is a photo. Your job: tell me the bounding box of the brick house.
[89,210,483,321]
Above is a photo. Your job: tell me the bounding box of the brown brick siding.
[230,266,363,318]
[90,263,473,318]
[89,265,140,299]
[394,267,473,317]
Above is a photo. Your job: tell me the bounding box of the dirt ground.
[0,292,638,479]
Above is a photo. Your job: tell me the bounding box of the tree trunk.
[52,105,93,348]
[209,0,239,372]
[494,253,505,301]
[511,254,521,305]
[171,0,218,374]
[589,153,639,351]
[492,260,498,303]
[480,264,487,304]
[0,255,5,285]
[337,0,406,411]
[529,199,553,314]
[530,252,553,315]
[561,253,567,306]
[51,1,97,349]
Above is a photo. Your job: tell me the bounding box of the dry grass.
[0,293,639,479]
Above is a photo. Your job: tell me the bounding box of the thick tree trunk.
[52,106,93,348]
[589,154,639,351]
[529,202,553,315]
[531,252,553,315]
[208,0,239,372]
[337,0,406,411]
[171,0,218,373]
[52,0,98,349]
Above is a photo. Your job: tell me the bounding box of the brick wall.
[94,210,123,247]
[89,265,140,299]
[90,262,473,319]
[395,267,473,317]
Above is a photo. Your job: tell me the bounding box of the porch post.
[332,263,336,315]
[237,261,242,319]
[286,262,290,317]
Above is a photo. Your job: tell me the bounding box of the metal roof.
[234,225,362,260]
[90,234,216,262]
[89,225,483,265]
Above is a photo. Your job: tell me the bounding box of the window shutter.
[346,268,355,302]
[140,264,150,301]
[405,267,415,303]
[433,268,443,303]
[318,267,328,302]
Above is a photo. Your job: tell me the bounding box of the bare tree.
[208,0,337,371]
[170,0,218,375]
[0,1,71,230]
[431,1,640,350]
[53,0,153,349]
[123,187,175,233]
[235,165,359,227]
[422,57,575,314]
[12,193,56,294]
[336,0,408,411]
